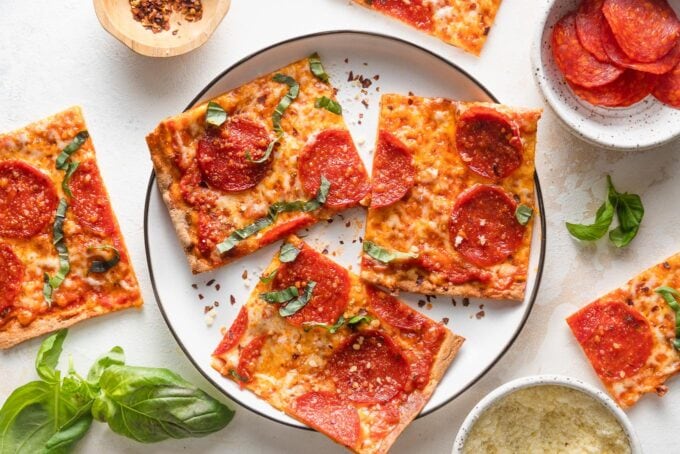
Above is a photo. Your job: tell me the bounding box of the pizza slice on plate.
[567,253,680,407]
[351,0,503,55]
[146,54,370,274]
[211,235,462,453]
[0,107,143,349]
[361,94,542,301]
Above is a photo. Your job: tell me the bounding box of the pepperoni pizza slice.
[146,55,370,274]
[567,253,680,407]
[211,236,462,453]
[351,0,503,55]
[0,107,142,349]
[361,94,541,301]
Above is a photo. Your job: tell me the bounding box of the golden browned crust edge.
[0,301,142,350]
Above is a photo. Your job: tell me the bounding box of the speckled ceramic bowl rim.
[452,375,642,454]
[530,0,680,151]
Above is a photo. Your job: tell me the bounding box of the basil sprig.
[279,281,316,317]
[205,101,227,127]
[655,286,680,350]
[279,242,300,263]
[309,53,329,82]
[88,245,120,273]
[56,131,89,170]
[43,199,70,305]
[216,177,330,253]
[261,286,299,303]
[0,330,234,452]
[315,97,342,115]
[363,240,418,264]
[515,204,533,226]
[566,175,644,248]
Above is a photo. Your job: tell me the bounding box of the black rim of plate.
[144,30,548,430]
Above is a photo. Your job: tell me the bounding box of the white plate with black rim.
[144,30,547,428]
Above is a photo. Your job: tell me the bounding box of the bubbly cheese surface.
[463,385,631,454]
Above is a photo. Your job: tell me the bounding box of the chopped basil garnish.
[309,53,329,83]
[315,97,342,115]
[229,369,249,383]
[279,281,316,317]
[271,74,299,134]
[515,204,533,226]
[88,245,120,273]
[260,286,299,303]
[566,175,643,247]
[279,242,300,263]
[206,101,227,127]
[43,199,70,305]
[348,313,372,325]
[655,286,680,350]
[216,177,331,254]
[363,241,418,264]
[303,311,371,334]
[245,134,279,164]
[61,161,79,198]
[259,269,278,284]
[56,131,88,170]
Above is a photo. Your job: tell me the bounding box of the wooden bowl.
[93,0,231,57]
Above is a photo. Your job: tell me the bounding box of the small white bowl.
[452,375,642,454]
[531,0,680,151]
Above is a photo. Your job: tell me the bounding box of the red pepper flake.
[214,301,220,307]
[663,262,671,270]
[426,303,433,310]
[361,100,369,109]
[345,221,351,228]
[344,58,349,63]
[417,300,426,308]
[322,248,329,255]
[475,310,485,319]
[339,240,344,245]
[230,295,236,305]
[206,279,215,287]
[451,298,457,306]
[442,317,449,325]
[198,294,204,300]
[215,283,221,291]
[129,0,203,34]
[462,298,470,307]
[191,283,198,289]
[203,305,213,313]
[348,71,354,82]
[373,75,380,81]
[241,270,248,280]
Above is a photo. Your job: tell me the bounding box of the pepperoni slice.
[567,301,652,382]
[257,214,316,247]
[370,0,434,31]
[290,392,360,449]
[298,129,370,209]
[0,243,24,313]
[197,208,232,258]
[70,160,116,236]
[235,335,266,385]
[370,131,415,208]
[567,69,656,107]
[455,107,523,179]
[213,306,248,356]
[367,285,428,332]
[601,21,680,74]
[602,0,680,63]
[0,160,58,239]
[196,116,272,193]
[552,13,625,88]
[653,62,680,107]
[327,331,409,404]
[575,0,611,62]
[272,245,350,326]
[449,185,524,267]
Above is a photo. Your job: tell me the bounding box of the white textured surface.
[0,1,678,453]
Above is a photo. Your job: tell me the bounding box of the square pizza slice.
[146,55,370,274]
[567,253,680,407]
[211,235,462,453]
[361,94,542,301]
[352,0,503,55]
[0,107,143,349]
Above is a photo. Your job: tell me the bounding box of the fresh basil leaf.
[328,316,345,333]
[656,286,680,350]
[88,245,120,273]
[87,346,125,385]
[566,196,614,241]
[315,96,342,115]
[363,240,418,264]
[56,131,89,170]
[216,217,273,254]
[205,101,227,127]
[61,161,79,198]
[348,313,372,326]
[43,273,53,305]
[245,132,280,164]
[279,242,300,263]
[515,204,533,226]
[309,53,329,82]
[229,369,248,383]
[92,365,234,442]
[259,269,278,284]
[271,74,299,134]
[280,281,316,317]
[35,329,67,383]
[44,413,93,453]
[607,176,644,248]
[260,286,299,303]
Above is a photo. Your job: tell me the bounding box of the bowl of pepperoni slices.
[532,0,680,151]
